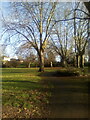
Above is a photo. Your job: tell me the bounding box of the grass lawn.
[2,68,51,118]
[1,67,89,118]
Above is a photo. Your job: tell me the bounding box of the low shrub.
[84,62,90,67]
[54,68,80,77]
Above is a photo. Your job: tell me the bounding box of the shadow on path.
[41,76,88,118]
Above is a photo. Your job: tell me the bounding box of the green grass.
[2,68,51,117]
[1,67,89,118]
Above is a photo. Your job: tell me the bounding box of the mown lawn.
[2,68,51,118]
[1,67,89,118]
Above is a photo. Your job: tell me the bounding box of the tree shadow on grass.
[2,79,42,91]
[39,69,80,77]
[2,79,38,83]
[41,77,88,118]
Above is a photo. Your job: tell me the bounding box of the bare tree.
[74,20,88,68]
[50,10,73,67]
[84,2,90,64]
[73,2,90,67]
[72,3,89,68]
[2,2,89,70]
[2,2,57,71]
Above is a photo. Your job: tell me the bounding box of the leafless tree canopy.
[1,2,90,70]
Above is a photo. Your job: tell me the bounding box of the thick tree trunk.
[38,51,44,72]
[76,54,84,68]
[80,55,84,68]
[61,57,67,67]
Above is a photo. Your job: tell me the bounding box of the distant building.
[20,60,23,63]
[3,56,10,61]
[2,56,11,64]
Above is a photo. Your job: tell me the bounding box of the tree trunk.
[38,50,44,72]
[28,62,31,68]
[76,55,80,68]
[50,62,53,67]
[74,55,77,67]
[80,55,84,68]
[61,57,67,67]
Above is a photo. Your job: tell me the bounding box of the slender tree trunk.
[74,55,77,67]
[28,62,31,68]
[88,17,90,66]
[80,55,84,68]
[50,62,53,67]
[39,50,44,72]
[76,55,80,68]
[74,9,77,67]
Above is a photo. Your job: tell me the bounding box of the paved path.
[42,76,88,118]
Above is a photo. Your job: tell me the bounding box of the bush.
[54,68,80,77]
[84,62,90,67]
[2,64,6,68]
